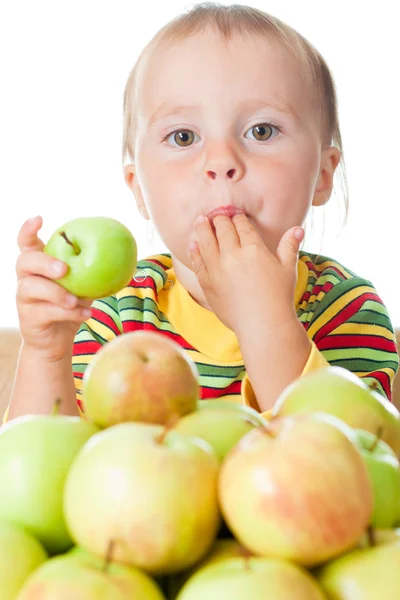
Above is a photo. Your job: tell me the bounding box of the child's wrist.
[21,341,73,366]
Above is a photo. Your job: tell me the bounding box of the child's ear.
[312,146,342,207]
[124,164,150,219]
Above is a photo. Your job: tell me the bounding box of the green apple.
[174,403,268,463]
[0,414,98,554]
[272,366,400,454]
[83,330,200,427]
[64,422,220,574]
[44,216,137,298]
[176,556,325,600]
[219,413,373,567]
[0,521,48,600]
[17,550,165,600]
[354,429,400,528]
[318,540,400,599]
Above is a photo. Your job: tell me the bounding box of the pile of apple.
[1,331,400,599]
[1,217,400,598]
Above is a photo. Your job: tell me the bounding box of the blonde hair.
[121,2,349,248]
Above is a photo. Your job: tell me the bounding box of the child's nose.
[206,167,237,180]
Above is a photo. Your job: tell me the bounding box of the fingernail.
[28,216,40,225]
[65,294,77,307]
[51,260,66,276]
[294,227,304,241]
[82,308,92,318]
[195,215,207,226]
[188,241,198,255]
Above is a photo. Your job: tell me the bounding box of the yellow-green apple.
[272,366,400,454]
[0,414,98,554]
[317,540,400,599]
[82,331,199,427]
[353,429,400,528]
[17,550,165,600]
[44,216,137,298]
[0,521,48,600]
[197,399,264,417]
[168,539,247,599]
[176,556,325,600]
[219,413,373,567]
[174,403,268,463]
[63,422,220,574]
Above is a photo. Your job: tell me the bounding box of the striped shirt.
[72,251,399,415]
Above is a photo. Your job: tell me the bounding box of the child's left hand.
[187,213,304,339]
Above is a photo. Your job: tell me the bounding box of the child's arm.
[240,277,399,414]
[187,214,399,412]
[238,314,313,413]
[7,346,79,419]
[4,216,93,422]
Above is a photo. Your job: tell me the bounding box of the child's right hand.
[16,216,93,361]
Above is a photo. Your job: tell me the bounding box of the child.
[6,3,399,422]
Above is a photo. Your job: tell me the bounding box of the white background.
[1,1,399,328]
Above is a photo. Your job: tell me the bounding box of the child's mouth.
[206,205,246,220]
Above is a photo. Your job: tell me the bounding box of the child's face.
[126,29,339,267]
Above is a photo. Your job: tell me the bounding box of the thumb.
[276,226,304,268]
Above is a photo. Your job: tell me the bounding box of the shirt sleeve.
[72,295,122,416]
[241,278,399,415]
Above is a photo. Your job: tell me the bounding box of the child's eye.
[245,122,281,142]
[162,122,281,148]
[163,130,198,147]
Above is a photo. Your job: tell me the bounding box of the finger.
[212,215,240,252]
[231,213,262,247]
[276,226,304,268]
[20,301,92,325]
[79,297,94,309]
[18,216,45,253]
[16,250,68,280]
[188,241,209,288]
[194,215,220,262]
[17,275,80,310]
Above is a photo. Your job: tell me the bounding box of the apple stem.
[154,415,180,445]
[368,426,384,453]
[366,525,376,547]
[52,397,62,415]
[367,380,379,392]
[243,555,252,572]
[238,544,253,571]
[60,231,80,255]
[103,539,116,574]
[155,426,169,445]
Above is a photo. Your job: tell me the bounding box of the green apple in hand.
[64,422,220,574]
[219,413,373,567]
[174,402,268,463]
[44,216,137,298]
[354,429,400,528]
[0,521,48,600]
[83,330,199,427]
[272,366,400,454]
[176,556,325,600]
[0,413,98,554]
[17,549,165,600]
[318,540,400,599]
